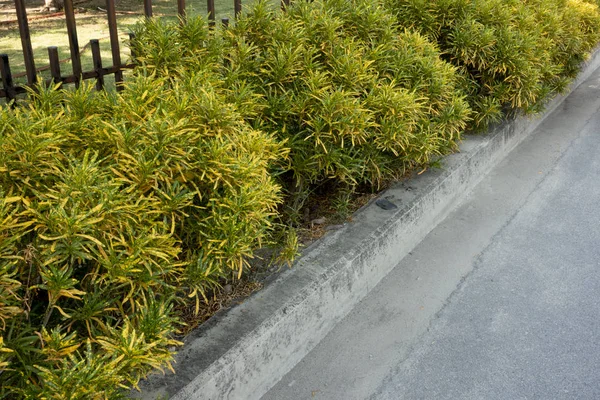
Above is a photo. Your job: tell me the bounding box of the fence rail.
[0,0,275,100]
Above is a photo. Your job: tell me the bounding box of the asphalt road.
[262,67,600,400]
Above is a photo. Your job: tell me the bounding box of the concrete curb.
[135,47,600,400]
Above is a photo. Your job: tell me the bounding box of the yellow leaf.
[56,343,81,357]
[237,258,243,280]
[88,203,104,214]
[75,234,104,247]
[39,233,68,241]
[3,197,21,204]
[53,305,72,318]
[96,242,109,260]
[58,288,86,300]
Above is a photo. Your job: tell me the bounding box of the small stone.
[325,224,345,231]
[223,284,233,294]
[375,198,398,210]
[311,217,326,225]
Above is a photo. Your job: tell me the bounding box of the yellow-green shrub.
[131,2,471,222]
[0,73,285,397]
[220,0,470,216]
[387,0,600,128]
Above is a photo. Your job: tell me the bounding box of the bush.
[131,1,470,216]
[0,73,285,397]
[387,0,600,128]
[224,0,471,199]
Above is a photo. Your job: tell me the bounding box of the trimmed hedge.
[1,0,599,396]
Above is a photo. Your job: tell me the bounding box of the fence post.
[0,54,16,102]
[234,0,241,18]
[63,0,82,87]
[128,33,137,61]
[222,19,230,69]
[207,0,215,26]
[105,0,124,89]
[144,0,153,17]
[90,39,104,91]
[14,0,36,85]
[178,0,186,20]
[47,46,62,85]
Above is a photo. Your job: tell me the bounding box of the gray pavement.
[262,67,600,399]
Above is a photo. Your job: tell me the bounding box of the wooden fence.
[0,0,291,101]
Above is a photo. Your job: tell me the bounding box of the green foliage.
[274,227,300,267]
[130,17,225,79]
[0,75,284,396]
[387,0,600,128]
[225,0,470,192]
[131,2,470,220]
